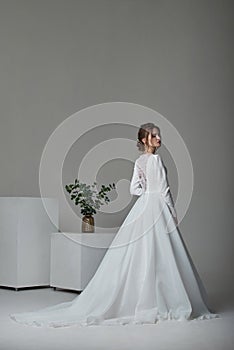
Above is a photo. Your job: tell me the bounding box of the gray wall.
[0,0,233,300]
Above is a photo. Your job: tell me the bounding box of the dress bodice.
[130,152,177,219]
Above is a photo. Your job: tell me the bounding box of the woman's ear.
[142,137,146,144]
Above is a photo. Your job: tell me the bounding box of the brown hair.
[136,122,160,152]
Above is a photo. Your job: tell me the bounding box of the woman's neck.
[143,149,157,154]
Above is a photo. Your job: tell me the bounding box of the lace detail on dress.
[130,154,149,195]
[130,153,177,219]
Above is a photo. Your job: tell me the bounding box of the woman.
[10,122,220,327]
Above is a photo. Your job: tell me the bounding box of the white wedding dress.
[9,153,220,327]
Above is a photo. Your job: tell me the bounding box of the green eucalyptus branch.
[65,179,116,216]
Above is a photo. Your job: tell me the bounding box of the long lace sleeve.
[130,161,146,196]
[155,155,177,219]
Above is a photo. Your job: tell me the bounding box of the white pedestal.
[0,197,59,289]
[50,232,116,291]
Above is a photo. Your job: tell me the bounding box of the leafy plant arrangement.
[65,179,116,216]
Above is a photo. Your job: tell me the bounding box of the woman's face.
[143,128,161,148]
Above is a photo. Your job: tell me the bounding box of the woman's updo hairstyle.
[136,122,160,152]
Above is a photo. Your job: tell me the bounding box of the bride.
[10,122,220,327]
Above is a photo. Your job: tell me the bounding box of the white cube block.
[0,197,59,289]
[50,232,116,291]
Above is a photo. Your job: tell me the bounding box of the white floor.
[0,287,233,350]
